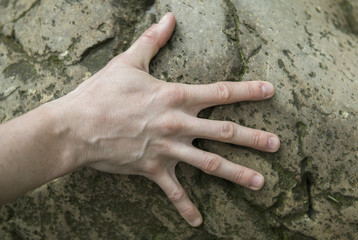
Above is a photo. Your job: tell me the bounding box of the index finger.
[184,81,275,112]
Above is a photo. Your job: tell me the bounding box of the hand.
[57,12,280,227]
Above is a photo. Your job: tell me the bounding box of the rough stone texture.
[13,0,115,64]
[0,0,358,239]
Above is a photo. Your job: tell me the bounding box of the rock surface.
[1,0,358,239]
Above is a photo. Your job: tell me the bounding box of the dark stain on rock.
[80,38,114,74]
[282,49,295,66]
[278,59,285,69]
[308,72,316,78]
[0,0,10,8]
[0,34,25,56]
[297,43,304,50]
[296,121,308,156]
[340,0,358,35]
[278,59,299,84]
[273,227,317,240]
[223,0,247,80]
[282,49,292,58]
[4,60,37,83]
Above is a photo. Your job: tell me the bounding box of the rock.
[152,0,242,83]
[1,0,358,239]
[0,0,38,36]
[13,0,117,64]
[341,0,358,35]
[232,0,358,238]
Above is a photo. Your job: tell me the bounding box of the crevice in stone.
[178,0,193,9]
[247,45,262,62]
[0,33,29,57]
[79,37,114,63]
[265,192,287,212]
[271,225,317,240]
[79,37,115,74]
[339,0,358,36]
[296,122,308,156]
[303,172,314,219]
[223,0,247,81]
[111,0,156,55]
[0,86,20,101]
[67,36,82,56]
[300,157,315,219]
[12,0,41,23]
[0,32,70,79]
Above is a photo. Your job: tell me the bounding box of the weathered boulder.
[0,0,357,239]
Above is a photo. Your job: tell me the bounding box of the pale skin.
[0,13,280,227]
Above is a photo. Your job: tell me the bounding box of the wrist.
[0,96,86,204]
[40,97,86,175]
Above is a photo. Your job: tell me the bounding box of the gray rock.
[232,0,358,238]
[152,0,242,83]
[0,0,38,36]
[0,0,358,239]
[13,0,116,64]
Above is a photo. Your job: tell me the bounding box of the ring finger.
[187,117,280,152]
[171,145,265,190]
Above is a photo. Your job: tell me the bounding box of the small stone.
[58,50,69,59]
[339,110,349,119]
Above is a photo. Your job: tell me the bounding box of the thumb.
[124,12,176,72]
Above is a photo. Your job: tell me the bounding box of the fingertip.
[156,12,176,48]
[261,82,275,99]
[184,205,203,227]
[268,135,280,152]
[159,12,175,24]
[190,216,203,227]
[168,12,176,25]
[248,174,265,191]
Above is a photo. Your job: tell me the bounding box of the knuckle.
[202,155,221,172]
[140,27,157,45]
[141,160,163,176]
[247,82,260,98]
[163,86,186,106]
[220,121,236,142]
[146,139,172,157]
[168,188,185,203]
[156,141,171,155]
[215,82,232,103]
[252,132,262,148]
[234,168,245,184]
[180,205,197,218]
[162,118,183,135]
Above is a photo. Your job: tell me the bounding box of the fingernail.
[249,175,264,190]
[192,217,202,227]
[159,13,168,24]
[262,83,274,98]
[268,137,279,150]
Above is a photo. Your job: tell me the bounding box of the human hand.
[56,13,280,227]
